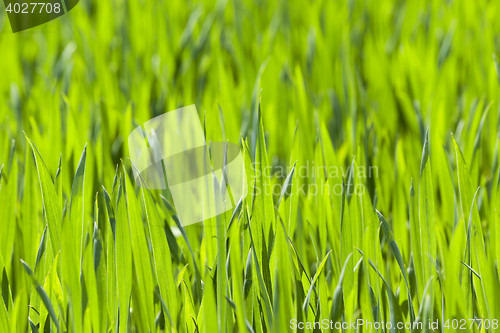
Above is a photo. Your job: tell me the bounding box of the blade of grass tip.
[123,165,155,331]
[102,186,116,240]
[34,226,48,273]
[303,250,331,313]
[111,165,119,210]
[175,264,189,287]
[69,144,86,273]
[102,186,117,328]
[226,195,243,233]
[21,260,60,332]
[54,154,62,209]
[24,133,62,259]
[225,296,236,311]
[276,161,296,210]
[250,60,269,153]
[376,209,416,323]
[115,174,132,333]
[22,147,40,270]
[419,128,436,318]
[252,96,275,311]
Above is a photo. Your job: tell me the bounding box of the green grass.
[2,0,500,332]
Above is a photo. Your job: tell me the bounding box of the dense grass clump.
[1,0,500,332]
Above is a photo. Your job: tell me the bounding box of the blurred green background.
[1,0,500,182]
[1,0,500,184]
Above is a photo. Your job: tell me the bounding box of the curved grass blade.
[21,259,60,332]
[34,226,48,272]
[226,195,243,233]
[329,252,353,322]
[302,250,331,313]
[461,262,481,280]
[276,161,296,210]
[376,209,416,323]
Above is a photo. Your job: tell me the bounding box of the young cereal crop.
[1,0,500,332]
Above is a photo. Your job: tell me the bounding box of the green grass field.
[1,0,500,332]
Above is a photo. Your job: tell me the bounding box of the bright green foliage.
[2,0,500,332]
